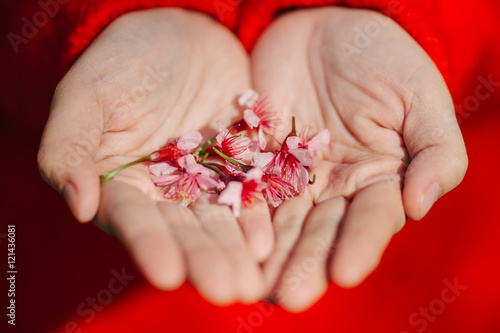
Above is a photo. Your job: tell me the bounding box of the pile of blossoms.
[101,90,330,217]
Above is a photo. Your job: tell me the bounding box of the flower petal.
[246,167,264,182]
[196,173,220,190]
[244,109,260,129]
[218,181,243,217]
[215,119,229,146]
[178,154,196,169]
[307,129,330,153]
[153,174,182,187]
[238,89,259,108]
[186,162,211,177]
[289,149,314,167]
[285,136,301,150]
[258,126,267,150]
[148,162,177,177]
[252,152,275,169]
[177,131,203,150]
[295,165,310,194]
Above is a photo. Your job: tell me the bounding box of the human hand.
[38,9,273,304]
[251,7,468,311]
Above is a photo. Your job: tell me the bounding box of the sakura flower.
[215,121,253,161]
[299,127,331,153]
[149,131,203,165]
[148,162,178,177]
[239,90,279,150]
[253,136,312,194]
[261,174,298,208]
[152,154,220,206]
[217,168,267,217]
[238,89,259,108]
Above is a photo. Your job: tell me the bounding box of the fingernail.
[421,183,441,218]
[62,182,79,220]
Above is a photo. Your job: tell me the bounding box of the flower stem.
[100,156,151,182]
[200,152,209,163]
[212,147,250,172]
[308,174,316,185]
[198,162,228,181]
[290,116,297,136]
[197,136,216,156]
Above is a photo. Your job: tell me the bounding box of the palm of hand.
[40,7,467,311]
[251,8,466,311]
[41,9,273,305]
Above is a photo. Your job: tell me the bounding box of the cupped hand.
[38,9,273,304]
[251,7,468,311]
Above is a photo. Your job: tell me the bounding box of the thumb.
[38,82,103,222]
[402,74,468,221]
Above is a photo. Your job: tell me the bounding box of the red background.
[1,0,499,332]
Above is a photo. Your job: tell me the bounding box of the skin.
[38,7,467,311]
[252,7,467,311]
[38,9,273,305]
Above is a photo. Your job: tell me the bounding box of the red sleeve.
[237,0,449,78]
[64,0,241,64]
[66,0,449,78]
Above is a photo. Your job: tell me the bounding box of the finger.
[38,79,103,222]
[157,201,237,305]
[402,77,468,220]
[237,194,274,262]
[331,181,405,288]
[262,197,313,292]
[275,198,346,313]
[96,180,185,290]
[191,195,265,303]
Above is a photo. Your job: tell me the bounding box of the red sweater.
[1,1,499,333]
[2,0,499,132]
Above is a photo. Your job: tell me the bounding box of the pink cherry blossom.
[238,89,259,108]
[152,154,220,205]
[299,128,331,153]
[239,90,279,150]
[262,174,297,208]
[215,122,253,161]
[217,168,267,217]
[148,162,178,177]
[149,131,203,164]
[176,131,203,150]
[253,136,312,194]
